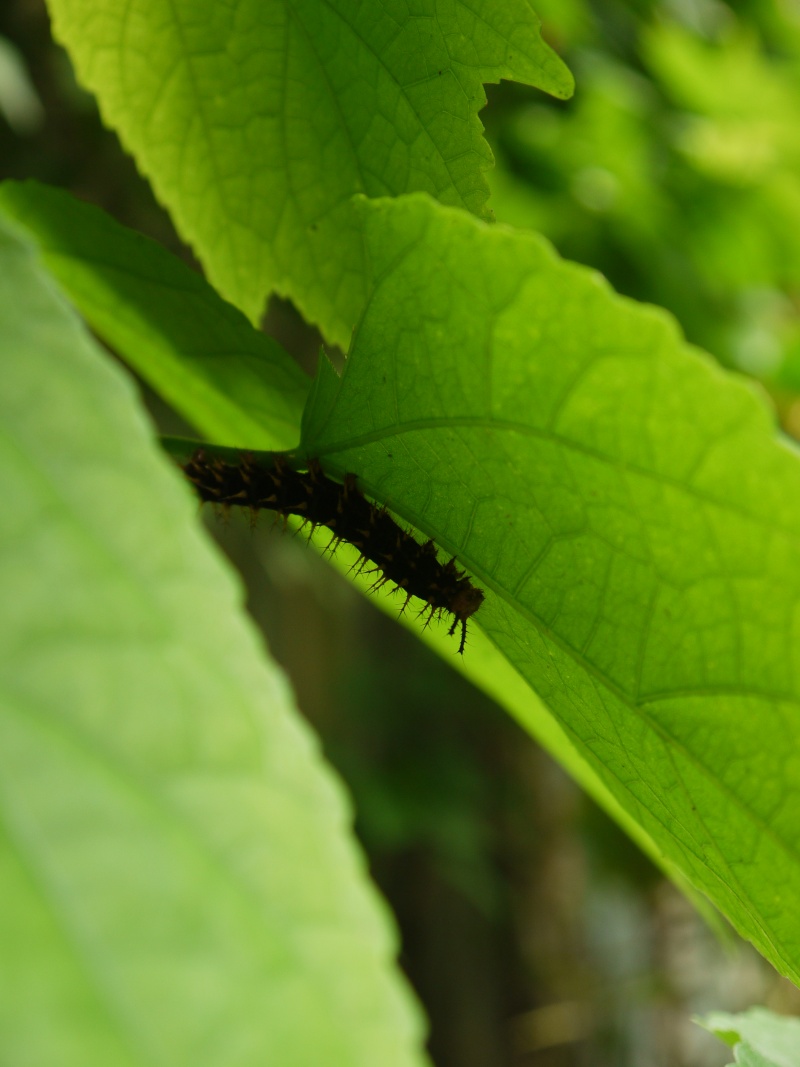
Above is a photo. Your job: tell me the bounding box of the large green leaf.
[0,215,428,1065]
[0,180,694,921]
[0,180,308,450]
[43,0,572,345]
[295,193,800,983]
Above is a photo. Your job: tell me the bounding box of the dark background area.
[4,1,800,1063]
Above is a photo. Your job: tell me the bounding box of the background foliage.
[489,0,800,417]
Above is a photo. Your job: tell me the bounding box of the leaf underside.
[299,193,800,986]
[0,180,309,451]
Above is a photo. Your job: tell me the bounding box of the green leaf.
[697,1008,800,1067]
[43,0,572,345]
[736,1048,784,1067]
[297,193,800,983]
[0,180,309,450]
[0,183,695,919]
[0,215,428,1065]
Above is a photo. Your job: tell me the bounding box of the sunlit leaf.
[298,193,800,984]
[43,0,571,344]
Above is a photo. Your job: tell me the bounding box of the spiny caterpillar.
[182,451,484,654]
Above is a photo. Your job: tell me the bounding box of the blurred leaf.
[736,1049,785,1067]
[640,23,800,354]
[0,214,428,1066]
[0,35,44,134]
[299,193,800,984]
[0,180,308,450]
[44,0,571,346]
[697,1007,800,1066]
[643,24,798,129]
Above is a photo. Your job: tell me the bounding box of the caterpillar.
[182,451,484,653]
